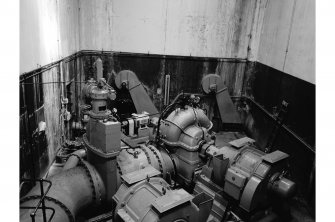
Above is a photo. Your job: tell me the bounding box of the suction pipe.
[20,159,106,222]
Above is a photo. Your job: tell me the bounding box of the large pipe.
[20,160,106,222]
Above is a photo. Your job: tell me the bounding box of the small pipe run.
[62,149,87,171]
[20,159,105,222]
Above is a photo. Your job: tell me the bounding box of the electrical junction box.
[224,168,247,200]
[87,119,121,154]
[126,112,150,139]
[131,112,149,126]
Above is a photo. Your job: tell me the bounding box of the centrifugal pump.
[113,94,296,222]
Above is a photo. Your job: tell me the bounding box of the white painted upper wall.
[284,0,315,83]
[20,0,79,74]
[164,0,255,58]
[257,0,315,83]
[79,0,167,54]
[79,0,257,58]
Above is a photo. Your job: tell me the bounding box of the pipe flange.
[77,160,97,204]
[140,146,152,165]
[116,160,125,183]
[90,165,104,204]
[147,145,164,175]
[87,110,111,120]
[89,88,109,100]
[76,158,105,206]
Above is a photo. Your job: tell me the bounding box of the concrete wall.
[20,0,79,74]
[79,0,257,58]
[257,0,315,83]
[20,0,80,178]
[42,67,63,167]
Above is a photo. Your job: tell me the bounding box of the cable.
[20,81,86,85]
[155,100,181,145]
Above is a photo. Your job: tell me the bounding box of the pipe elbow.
[161,108,212,145]
[194,108,212,129]
[20,161,105,222]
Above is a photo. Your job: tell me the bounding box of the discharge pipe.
[161,107,212,143]
[20,159,106,222]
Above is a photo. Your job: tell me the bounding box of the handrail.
[20,179,54,222]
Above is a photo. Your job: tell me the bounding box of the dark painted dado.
[244,62,315,147]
